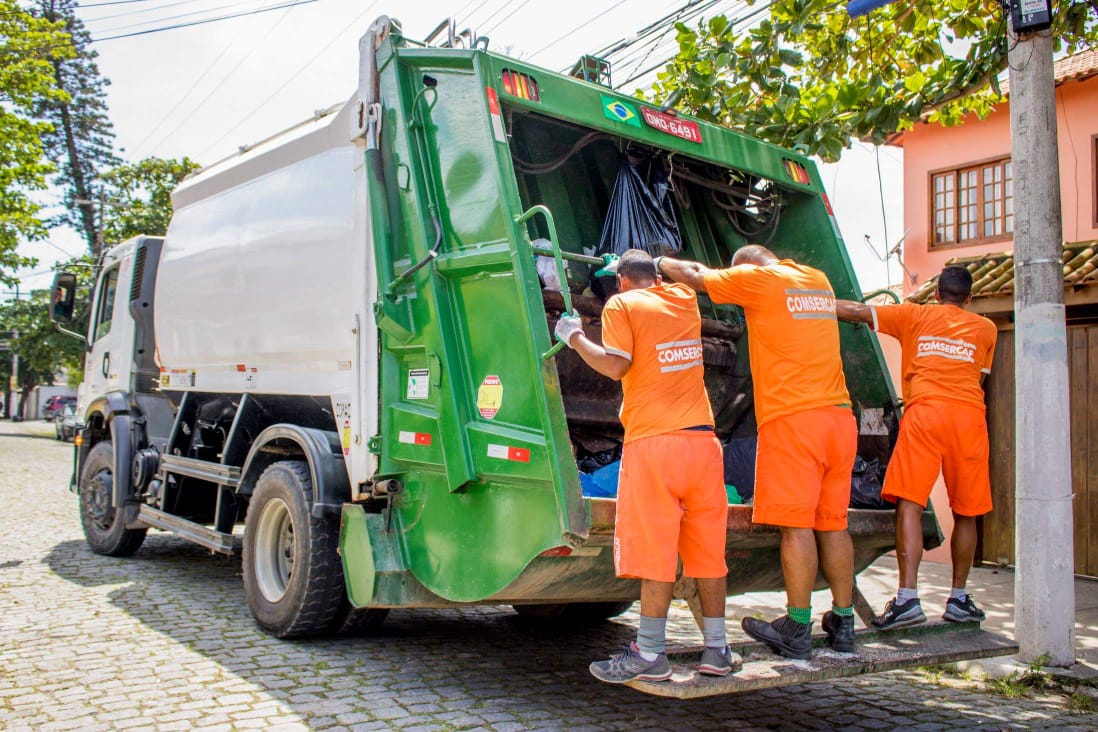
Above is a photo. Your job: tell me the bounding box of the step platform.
[624,620,1018,699]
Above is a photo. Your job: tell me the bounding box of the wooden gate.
[982,324,1098,577]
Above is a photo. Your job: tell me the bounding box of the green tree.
[33,0,120,255]
[100,156,201,244]
[0,276,89,418]
[0,0,73,286]
[650,1,1098,161]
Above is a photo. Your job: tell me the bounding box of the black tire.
[79,441,147,557]
[242,460,345,639]
[512,600,634,625]
[330,598,390,636]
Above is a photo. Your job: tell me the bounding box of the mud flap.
[624,621,1018,698]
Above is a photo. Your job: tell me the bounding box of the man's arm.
[555,315,630,380]
[835,299,874,325]
[656,257,714,293]
[571,334,631,381]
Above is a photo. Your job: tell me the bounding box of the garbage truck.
[50,16,1015,695]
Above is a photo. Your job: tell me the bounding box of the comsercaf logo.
[656,338,703,373]
[785,288,836,320]
[916,335,976,363]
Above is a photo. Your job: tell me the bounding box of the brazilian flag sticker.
[602,95,641,127]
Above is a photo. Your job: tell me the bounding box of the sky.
[11,0,905,297]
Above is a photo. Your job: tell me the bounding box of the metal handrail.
[516,204,572,359]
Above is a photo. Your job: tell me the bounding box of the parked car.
[43,395,76,421]
[54,404,78,442]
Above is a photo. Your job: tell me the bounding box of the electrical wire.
[91,0,317,42]
[130,4,293,158]
[79,0,208,26]
[482,0,533,35]
[88,0,296,35]
[195,0,382,158]
[525,0,631,61]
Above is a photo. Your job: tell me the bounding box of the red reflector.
[502,70,513,96]
[540,546,573,557]
[821,192,834,216]
[486,87,500,115]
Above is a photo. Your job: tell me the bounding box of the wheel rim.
[254,497,294,603]
[85,468,114,531]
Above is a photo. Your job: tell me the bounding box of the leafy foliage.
[100,156,201,244]
[32,0,120,255]
[649,0,1098,161]
[0,0,73,286]
[0,256,92,414]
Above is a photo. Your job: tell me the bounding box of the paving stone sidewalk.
[1,418,1095,731]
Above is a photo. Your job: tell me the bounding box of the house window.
[931,158,1013,248]
[1093,135,1098,227]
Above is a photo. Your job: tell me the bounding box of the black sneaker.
[821,611,855,653]
[871,597,927,630]
[943,594,986,622]
[741,615,812,660]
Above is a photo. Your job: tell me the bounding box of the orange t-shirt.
[601,282,715,443]
[872,302,997,409]
[703,260,850,426]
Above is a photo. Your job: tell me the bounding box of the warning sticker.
[407,368,430,400]
[487,443,530,463]
[333,399,352,456]
[477,375,503,419]
[398,431,433,446]
[159,368,195,389]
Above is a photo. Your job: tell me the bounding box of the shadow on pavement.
[42,535,1092,730]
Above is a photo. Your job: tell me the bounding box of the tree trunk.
[52,58,99,255]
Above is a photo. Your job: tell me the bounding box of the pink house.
[887,49,1098,576]
[893,49,1098,294]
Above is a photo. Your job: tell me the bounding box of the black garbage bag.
[596,156,682,257]
[850,456,888,509]
[722,435,756,503]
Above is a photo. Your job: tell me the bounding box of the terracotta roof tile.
[908,240,1098,304]
[1000,48,1098,95]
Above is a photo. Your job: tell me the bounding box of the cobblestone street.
[2,418,1096,731]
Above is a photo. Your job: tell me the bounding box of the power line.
[525,0,632,61]
[88,0,289,35]
[91,0,317,42]
[195,0,382,159]
[482,0,533,36]
[130,6,292,158]
[79,0,208,25]
[77,0,163,7]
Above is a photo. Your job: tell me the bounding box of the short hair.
[731,244,778,267]
[617,248,657,282]
[937,265,973,302]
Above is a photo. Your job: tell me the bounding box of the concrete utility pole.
[1008,27,1075,666]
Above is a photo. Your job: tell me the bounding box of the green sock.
[832,605,854,617]
[787,606,811,625]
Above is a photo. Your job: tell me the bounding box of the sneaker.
[589,642,672,684]
[741,615,812,660]
[698,645,743,676]
[821,611,856,653]
[871,597,927,630]
[943,594,986,623]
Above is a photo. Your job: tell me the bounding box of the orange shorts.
[882,399,992,516]
[614,430,728,582]
[754,406,857,531]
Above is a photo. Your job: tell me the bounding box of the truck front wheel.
[242,460,345,638]
[79,441,147,556]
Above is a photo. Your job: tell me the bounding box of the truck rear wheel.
[242,460,345,638]
[512,601,634,625]
[79,441,147,556]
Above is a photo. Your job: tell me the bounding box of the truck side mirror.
[50,272,77,323]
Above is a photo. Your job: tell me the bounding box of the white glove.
[554,314,583,347]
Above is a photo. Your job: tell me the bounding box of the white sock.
[896,587,919,603]
[950,588,968,602]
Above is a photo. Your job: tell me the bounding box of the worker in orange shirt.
[658,245,857,660]
[555,249,737,684]
[835,266,997,628]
